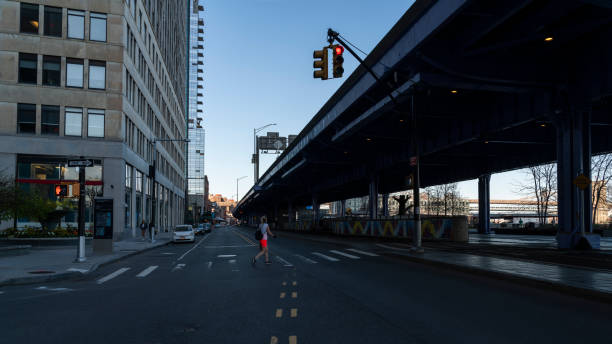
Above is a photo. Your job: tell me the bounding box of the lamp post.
[236,175,247,202]
[151,137,190,243]
[253,123,276,184]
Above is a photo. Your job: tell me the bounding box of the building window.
[67,9,85,39]
[90,12,107,42]
[20,3,39,34]
[87,109,104,138]
[17,103,36,134]
[41,105,59,135]
[65,107,82,136]
[66,58,83,87]
[42,55,60,86]
[18,53,37,84]
[88,61,106,89]
[43,6,62,37]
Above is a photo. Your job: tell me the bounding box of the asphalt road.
[1,225,611,344]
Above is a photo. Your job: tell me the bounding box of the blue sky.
[202,0,525,201]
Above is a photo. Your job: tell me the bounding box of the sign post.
[68,158,92,262]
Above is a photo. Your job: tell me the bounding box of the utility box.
[93,198,113,253]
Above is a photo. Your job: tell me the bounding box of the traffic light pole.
[76,163,86,262]
[326,28,422,252]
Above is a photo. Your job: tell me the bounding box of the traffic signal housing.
[313,48,328,80]
[332,44,344,78]
[55,184,68,197]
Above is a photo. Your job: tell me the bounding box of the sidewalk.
[0,233,172,286]
[273,229,612,302]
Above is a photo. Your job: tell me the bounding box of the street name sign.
[68,159,93,167]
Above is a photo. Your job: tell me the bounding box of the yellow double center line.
[232,229,257,245]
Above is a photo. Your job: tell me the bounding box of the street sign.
[573,174,591,190]
[68,159,93,167]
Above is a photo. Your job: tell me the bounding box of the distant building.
[209,194,236,221]
[0,0,188,237]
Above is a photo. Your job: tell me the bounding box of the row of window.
[17,103,104,138]
[20,3,107,42]
[18,53,106,89]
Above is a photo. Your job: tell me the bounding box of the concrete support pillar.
[478,174,491,234]
[382,194,389,217]
[369,176,379,219]
[556,111,595,249]
[340,200,346,217]
[312,195,320,227]
[273,203,278,229]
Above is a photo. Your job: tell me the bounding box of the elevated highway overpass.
[235,0,612,249]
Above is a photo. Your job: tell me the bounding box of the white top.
[260,223,269,240]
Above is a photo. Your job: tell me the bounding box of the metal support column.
[369,176,378,219]
[340,200,346,217]
[382,194,389,217]
[287,202,294,229]
[555,111,595,249]
[478,174,491,234]
[312,195,319,228]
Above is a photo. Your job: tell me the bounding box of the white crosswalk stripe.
[294,254,318,264]
[330,250,360,259]
[97,267,130,284]
[275,256,294,267]
[172,263,186,272]
[312,252,339,262]
[346,248,379,257]
[136,265,158,278]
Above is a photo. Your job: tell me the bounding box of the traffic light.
[332,44,344,78]
[55,185,68,197]
[313,48,328,80]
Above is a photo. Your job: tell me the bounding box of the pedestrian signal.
[55,185,68,197]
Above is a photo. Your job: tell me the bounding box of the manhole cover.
[28,270,55,274]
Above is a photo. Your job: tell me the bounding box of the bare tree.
[592,153,612,224]
[424,183,464,216]
[514,164,557,225]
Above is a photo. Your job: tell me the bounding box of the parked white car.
[173,225,195,243]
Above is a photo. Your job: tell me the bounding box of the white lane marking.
[67,268,89,273]
[229,259,237,264]
[172,263,186,272]
[346,248,379,257]
[207,261,213,269]
[294,254,317,264]
[0,291,4,295]
[205,245,255,248]
[136,265,158,278]
[161,252,176,255]
[96,267,130,284]
[312,252,339,262]
[218,254,237,258]
[330,250,360,259]
[176,235,210,261]
[35,286,73,291]
[376,243,409,251]
[275,256,294,267]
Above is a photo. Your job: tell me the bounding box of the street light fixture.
[253,123,276,184]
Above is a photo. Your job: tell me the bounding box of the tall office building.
[0,0,188,239]
[187,0,205,217]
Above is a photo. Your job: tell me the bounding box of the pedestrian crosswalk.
[92,248,380,285]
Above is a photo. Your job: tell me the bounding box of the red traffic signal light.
[334,45,344,56]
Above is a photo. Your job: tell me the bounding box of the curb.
[381,249,612,304]
[0,240,172,287]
